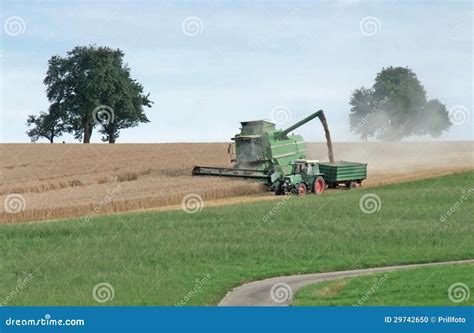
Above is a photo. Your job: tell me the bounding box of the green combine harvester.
[192,109,367,195]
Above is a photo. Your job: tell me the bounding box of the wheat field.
[0,143,264,223]
[0,141,472,223]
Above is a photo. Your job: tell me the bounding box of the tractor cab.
[290,159,320,176]
[274,159,326,196]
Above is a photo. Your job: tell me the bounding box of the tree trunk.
[83,118,92,143]
[107,125,116,144]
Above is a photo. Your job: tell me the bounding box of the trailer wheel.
[345,181,357,190]
[313,176,325,195]
[297,184,306,196]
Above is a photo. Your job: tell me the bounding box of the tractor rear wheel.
[313,176,325,195]
[297,184,306,196]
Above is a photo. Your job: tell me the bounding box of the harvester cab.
[274,159,326,196]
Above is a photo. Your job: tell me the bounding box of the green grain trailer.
[318,161,368,188]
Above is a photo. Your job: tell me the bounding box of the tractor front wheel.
[313,176,325,195]
[297,184,306,196]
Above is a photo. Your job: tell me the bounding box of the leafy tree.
[349,87,375,142]
[97,81,151,143]
[349,66,451,141]
[43,45,152,143]
[25,105,66,143]
[418,99,451,138]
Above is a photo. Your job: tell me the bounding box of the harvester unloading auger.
[192,109,367,195]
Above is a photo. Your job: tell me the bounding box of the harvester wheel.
[297,184,306,196]
[274,182,284,196]
[313,176,325,195]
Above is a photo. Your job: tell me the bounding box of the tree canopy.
[349,66,451,141]
[27,45,152,143]
[25,104,66,143]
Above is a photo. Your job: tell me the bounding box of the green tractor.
[274,159,326,196]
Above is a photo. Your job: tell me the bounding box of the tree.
[43,45,152,143]
[349,66,451,141]
[349,87,375,142]
[25,105,66,143]
[418,99,451,138]
[97,81,151,143]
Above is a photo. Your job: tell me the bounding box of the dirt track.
[218,259,474,306]
[0,141,472,222]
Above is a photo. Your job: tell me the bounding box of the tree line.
[26,45,152,143]
[27,47,451,143]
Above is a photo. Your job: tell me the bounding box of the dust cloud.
[306,141,474,186]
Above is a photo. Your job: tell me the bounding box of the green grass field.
[0,171,472,305]
[293,264,473,306]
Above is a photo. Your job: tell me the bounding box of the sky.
[0,0,472,143]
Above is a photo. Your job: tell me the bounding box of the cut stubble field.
[0,141,473,222]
